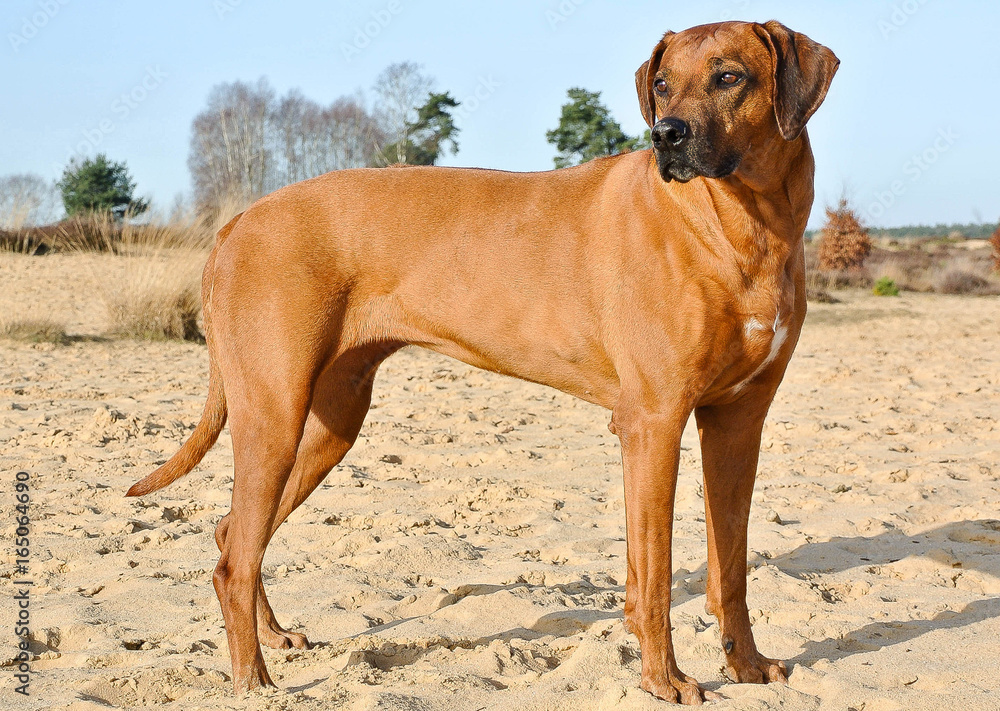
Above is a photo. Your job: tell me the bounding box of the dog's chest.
[723,290,794,395]
[740,314,787,374]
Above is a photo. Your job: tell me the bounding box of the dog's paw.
[725,650,787,685]
[258,626,312,650]
[640,671,720,705]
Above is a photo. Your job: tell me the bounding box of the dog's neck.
[725,131,815,233]
[707,132,815,265]
[668,131,814,296]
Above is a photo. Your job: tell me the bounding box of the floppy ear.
[754,20,840,141]
[634,32,672,128]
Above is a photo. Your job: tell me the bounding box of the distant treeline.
[806,222,997,241]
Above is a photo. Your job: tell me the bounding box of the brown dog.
[128,20,838,704]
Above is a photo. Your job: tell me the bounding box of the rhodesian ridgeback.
[128,20,838,703]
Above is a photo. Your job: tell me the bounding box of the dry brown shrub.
[818,199,872,272]
[934,270,999,296]
[806,287,840,304]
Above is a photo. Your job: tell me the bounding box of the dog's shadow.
[282,579,623,692]
[286,519,1000,689]
[768,519,1000,666]
[672,518,1000,667]
[356,578,624,642]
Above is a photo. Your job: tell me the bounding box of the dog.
[127,20,838,704]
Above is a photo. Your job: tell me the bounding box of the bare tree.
[189,67,436,214]
[324,95,385,171]
[373,62,433,164]
[271,91,384,182]
[189,78,276,213]
[0,173,61,229]
[272,88,313,185]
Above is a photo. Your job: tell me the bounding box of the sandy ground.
[1,252,999,710]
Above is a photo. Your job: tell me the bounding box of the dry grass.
[806,266,873,293]
[0,230,47,254]
[0,318,69,344]
[1,193,249,342]
[809,234,999,296]
[80,201,247,341]
[991,224,1000,272]
[103,268,204,341]
[806,287,841,304]
[90,219,210,341]
[1,191,249,255]
[926,250,998,296]
[56,211,215,253]
[866,251,934,292]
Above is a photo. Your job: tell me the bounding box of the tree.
[272,91,385,184]
[818,198,872,271]
[57,154,148,219]
[373,62,434,165]
[188,78,277,213]
[0,173,61,228]
[187,65,454,214]
[546,88,646,168]
[378,92,460,166]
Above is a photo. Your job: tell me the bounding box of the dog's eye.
[719,72,743,86]
[653,79,668,95]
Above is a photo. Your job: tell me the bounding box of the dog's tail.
[126,356,227,497]
[126,213,242,497]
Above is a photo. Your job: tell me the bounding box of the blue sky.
[3,0,998,228]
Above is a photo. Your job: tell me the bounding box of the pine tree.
[57,154,148,220]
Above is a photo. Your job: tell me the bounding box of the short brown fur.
[129,21,838,704]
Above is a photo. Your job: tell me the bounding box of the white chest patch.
[732,314,788,395]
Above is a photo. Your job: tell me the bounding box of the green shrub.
[872,277,900,297]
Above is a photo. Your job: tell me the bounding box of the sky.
[2,0,999,229]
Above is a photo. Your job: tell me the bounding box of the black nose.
[652,118,690,149]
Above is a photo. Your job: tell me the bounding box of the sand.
[1,251,999,710]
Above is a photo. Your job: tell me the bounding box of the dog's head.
[635,21,839,183]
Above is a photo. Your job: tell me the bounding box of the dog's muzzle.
[651,117,698,183]
[651,117,741,183]
[651,118,690,151]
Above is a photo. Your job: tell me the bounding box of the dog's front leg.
[614,407,708,705]
[696,396,788,685]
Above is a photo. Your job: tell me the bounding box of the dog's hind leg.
[213,374,310,693]
[215,346,393,650]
